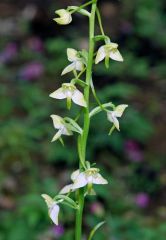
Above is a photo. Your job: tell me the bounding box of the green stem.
[69,1,93,14]
[96,7,105,36]
[75,1,97,240]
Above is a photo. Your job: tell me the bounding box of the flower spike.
[54,9,72,25]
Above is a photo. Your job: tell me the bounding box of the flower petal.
[107,112,120,131]
[72,89,87,107]
[72,172,88,190]
[114,104,128,117]
[92,173,108,185]
[49,204,60,225]
[110,49,123,62]
[71,169,80,181]
[67,48,78,62]
[49,88,66,99]
[51,129,62,142]
[61,63,75,75]
[59,184,73,194]
[75,60,84,71]
[95,46,106,64]
[51,115,64,129]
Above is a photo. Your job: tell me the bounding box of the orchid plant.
[42,1,128,239]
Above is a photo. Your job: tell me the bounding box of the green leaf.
[88,221,105,240]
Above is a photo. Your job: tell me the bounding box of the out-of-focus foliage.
[0,0,165,239]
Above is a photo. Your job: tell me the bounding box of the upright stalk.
[75,1,97,240]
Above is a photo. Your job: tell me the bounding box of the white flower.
[62,48,85,75]
[41,194,60,225]
[49,83,87,109]
[95,42,123,64]
[53,9,72,25]
[50,115,73,142]
[60,168,108,194]
[107,104,128,131]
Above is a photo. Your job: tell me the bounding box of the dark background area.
[0,0,166,239]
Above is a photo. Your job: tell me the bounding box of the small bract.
[49,83,87,109]
[107,104,128,131]
[54,9,72,25]
[51,115,73,142]
[62,48,85,75]
[95,42,123,64]
[42,194,60,225]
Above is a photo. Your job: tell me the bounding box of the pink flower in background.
[134,192,150,208]
[20,62,44,80]
[125,140,144,162]
[90,202,105,217]
[0,43,18,64]
[27,37,44,52]
[52,225,64,238]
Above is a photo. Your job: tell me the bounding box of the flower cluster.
[42,2,128,232]
[42,166,107,225]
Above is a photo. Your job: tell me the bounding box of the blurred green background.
[0,0,166,239]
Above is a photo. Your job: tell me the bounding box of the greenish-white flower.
[107,104,128,131]
[51,115,73,142]
[49,83,87,109]
[62,48,85,75]
[41,194,60,225]
[95,42,123,64]
[60,168,108,194]
[53,9,72,25]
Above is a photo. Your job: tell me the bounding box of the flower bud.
[54,9,72,25]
